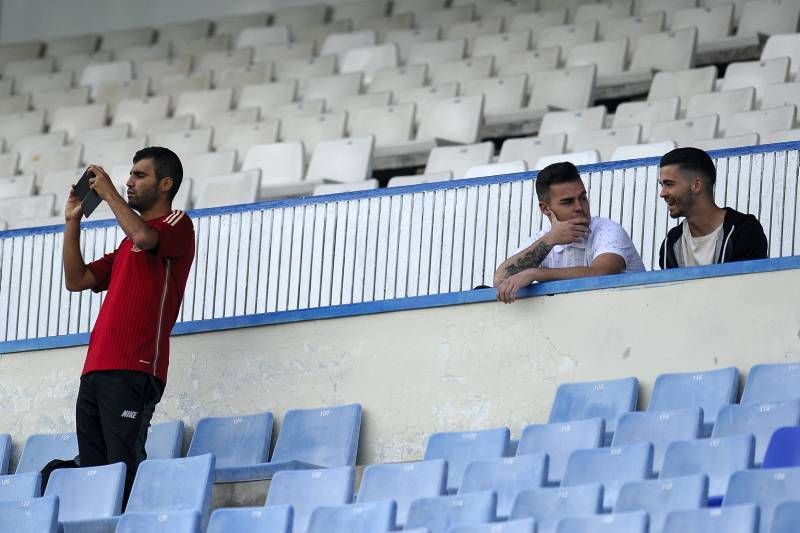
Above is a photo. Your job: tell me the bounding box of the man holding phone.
[494,161,645,303]
[61,147,194,502]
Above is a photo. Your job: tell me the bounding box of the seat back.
[615,475,707,533]
[208,505,292,533]
[742,362,800,405]
[406,491,497,533]
[116,510,201,533]
[771,500,800,533]
[460,454,547,519]
[0,434,9,475]
[517,418,604,485]
[510,484,603,533]
[44,462,125,521]
[307,500,396,533]
[0,495,59,533]
[0,472,41,502]
[762,426,800,468]
[613,408,702,473]
[15,432,78,474]
[449,518,536,533]
[187,412,273,469]
[424,427,510,493]
[663,504,758,533]
[713,400,800,466]
[556,510,648,533]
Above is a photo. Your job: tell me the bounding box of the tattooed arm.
[493,236,555,286]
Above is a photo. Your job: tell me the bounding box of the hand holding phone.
[74,168,102,218]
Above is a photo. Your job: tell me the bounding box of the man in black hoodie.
[658,147,768,269]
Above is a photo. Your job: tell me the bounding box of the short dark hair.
[659,147,716,191]
[133,146,183,201]
[535,161,582,201]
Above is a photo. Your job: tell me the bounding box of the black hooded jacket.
[659,208,768,269]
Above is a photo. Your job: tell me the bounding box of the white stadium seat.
[424,142,494,177]
[281,112,348,155]
[573,126,642,161]
[540,106,607,151]
[306,136,374,183]
[193,169,261,209]
[686,88,755,136]
[313,179,378,195]
[726,105,797,139]
[650,114,719,145]
[534,149,600,170]
[611,140,677,161]
[499,133,567,169]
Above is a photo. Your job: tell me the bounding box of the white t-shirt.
[514,217,646,272]
[680,219,724,266]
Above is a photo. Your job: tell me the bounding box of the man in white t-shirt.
[494,161,645,303]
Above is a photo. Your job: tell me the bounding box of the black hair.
[133,146,183,201]
[659,147,717,192]
[535,161,582,201]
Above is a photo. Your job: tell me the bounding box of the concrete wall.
[2,267,799,469]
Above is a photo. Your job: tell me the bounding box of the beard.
[127,188,158,213]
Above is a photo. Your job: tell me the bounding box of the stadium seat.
[388,171,453,187]
[661,434,754,502]
[762,82,800,111]
[242,142,306,197]
[174,88,233,123]
[549,376,638,444]
[562,442,653,510]
[460,453,548,519]
[145,420,184,460]
[613,408,702,474]
[771,500,800,533]
[463,160,528,179]
[384,27,442,63]
[508,9,567,40]
[328,91,391,114]
[0,41,43,69]
[529,65,596,111]
[615,475,708,533]
[369,64,427,93]
[0,93,31,115]
[727,106,796,140]
[648,367,739,437]
[313,180,378,195]
[156,19,211,43]
[686,88,755,136]
[333,0,389,22]
[281,112,347,156]
[573,126,641,161]
[234,26,290,49]
[15,431,78,475]
[650,115,719,146]
[742,362,800,404]
[417,95,484,145]
[0,496,59,533]
[431,56,493,86]
[495,49,560,89]
[450,519,536,533]
[424,427,510,494]
[692,134,758,151]
[395,83,459,113]
[46,34,97,57]
[0,174,35,200]
[722,57,790,106]
[195,107,258,130]
[340,43,399,84]
[251,41,315,64]
[15,131,66,161]
[0,194,55,224]
[208,505,292,533]
[473,31,531,67]
[566,38,627,77]
[149,129,213,159]
[18,71,74,95]
[737,0,800,37]
[213,63,272,92]
[236,80,296,114]
[406,491,496,533]
[116,43,169,62]
[44,462,125,523]
[32,88,91,123]
[0,110,46,147]
[3,57,53,82]
[306,136,374,183]
[556,510,648,533]
[763,426,800,468]
[672,4,734,44]
[152,72,213,99]
[82,137,147,168]
[611,141,676,161]
[213,121,280,164]
[79,60,132,91]
[112,95,169,131]
[648,67,717,114]
[499,134,566,169]
[0,153,18,177]
[301,72,363,104]
[407,39,467,68]
[272,3,327,28]
[74,124,128,145]
[517,418,604,485]
[540,106,607,151]
[602,13,665,55]
[320,30,376,61]
[510,484,603,533]
[537,21,598,57]
[761,33,800,79]
[49,103,107,142]
[534,150,600,170]
[725,466,800,533]
[193,169,260,209]
[766,129,800,143]
[393,0,447,15]
[0,435,8,472]
[355,12,415,36]
[575,1,633,24]
[171,34,229,58]
[100,28,154,51]
[713,400,800,466]
[0,472,41,502]
[307,500,396,533]
[425,143,494,178]
[116,511,201,533]
[630,28,697,73]
[182,151,237,183]
[666,504,758,533]
[133,115,194,136]
[613,98,679,141]
[267,466,354,533]
[136,56,192,80]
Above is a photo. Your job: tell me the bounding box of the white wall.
[1,267,799,468]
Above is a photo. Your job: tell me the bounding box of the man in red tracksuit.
[62,146,194,502]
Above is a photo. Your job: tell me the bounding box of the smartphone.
[74,168,102,218]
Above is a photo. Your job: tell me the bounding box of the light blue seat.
[770,500,800,533]
[762,426,800,469]
[266,466,354,533]
[562,442,653,510]
[713,400,800,466]
[448,518,536,533]
[208,505,292,533]
[663,504,759,533]
[648,367,739,436]
[0,495,59,533]
[549,377,638,445]
[44,462,125,526]
[307,500,396,533]
[741,362,800,404]
[186,411,273,483]
[0,472,41,502]
[615,475,708,533]
[15,432,78,474]
[661,434,754,503]
[723,466,800,533]
[356,459,446,526]
[406,491,497,533]
[509,484,603,533]
[612,408,702,475]
[423,427,510,493]
[517,418,604,485]
[555,510,648,533]
[145,420,184,460]
[459,454,548,519]
[115,511,200,533]
[0,433,10,475]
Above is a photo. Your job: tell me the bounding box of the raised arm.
[63,187,97,292]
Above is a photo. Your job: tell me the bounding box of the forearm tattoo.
[505,241,553,276]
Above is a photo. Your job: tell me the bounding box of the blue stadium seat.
[0,472,41,501]
[762,426,800,468]
[115,511,201,533]
[186,411,273,482]
[549,377,638,444]
[44,462,125,523]
[208,505,292,533]
[266,466,354,533]
[406,491,497,533]
[662,504,759,533]
[648,367,739,437]
[741,362,800,404]
[356,459,447,526]
[612,408,702,474]
[661,434,754,503]
[145,420,185,460]
[0,495,59,533]
[423,427,510,493]
[713,400,800,466]
[724,466,800,533]
[15,432,78,474]
[459,454,548,519]
[562,442,653,510]
[615,475,708,533]
[517,418,604,485]
[127,454,215,530]
[448,518,536,533]
[0,433,10,475]
[307,500,396,533]
[510,484,603,533]
[770,500,800,533]
[555,510,648,533]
